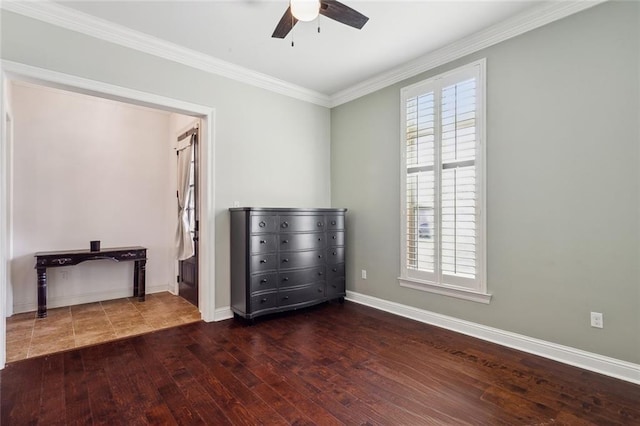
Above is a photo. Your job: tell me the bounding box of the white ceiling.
[55,1,541,96]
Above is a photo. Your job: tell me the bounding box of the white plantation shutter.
[401,60,486,295]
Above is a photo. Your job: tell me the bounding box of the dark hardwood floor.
[2,301,639,425]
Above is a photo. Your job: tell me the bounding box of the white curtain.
[176,134,195,260]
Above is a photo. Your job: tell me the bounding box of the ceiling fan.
[272,0,369,39]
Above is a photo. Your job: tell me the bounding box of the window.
[399,59,489,303]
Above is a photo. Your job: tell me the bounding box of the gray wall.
[1,11,332,310]
[331,1,640,363]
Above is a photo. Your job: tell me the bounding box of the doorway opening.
[0,61,216,368]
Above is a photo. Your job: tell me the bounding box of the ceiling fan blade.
[272,6,298,38]
[319,0,369,30]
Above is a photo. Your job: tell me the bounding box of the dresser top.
[229,207,347,212]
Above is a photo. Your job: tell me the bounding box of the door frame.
[0,60,217,369]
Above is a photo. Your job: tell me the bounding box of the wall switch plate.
[590,312,603,328]
[361,269,367,279]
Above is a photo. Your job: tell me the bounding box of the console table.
[34,246,147,318]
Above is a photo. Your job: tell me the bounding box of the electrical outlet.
[232,201,240,208]
[60,270,69,280]
[361,269,367,280]
[590,312,603,329]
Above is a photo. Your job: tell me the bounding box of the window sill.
[398,277,492,304]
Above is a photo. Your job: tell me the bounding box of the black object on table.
[34,246,147,318]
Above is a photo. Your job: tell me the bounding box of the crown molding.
[1,0,607,109]
[1,0,332,107]
[329,0,608,108]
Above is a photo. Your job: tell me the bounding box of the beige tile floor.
[6,292,201,363]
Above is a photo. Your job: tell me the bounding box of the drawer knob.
[317,222,324,227]
[259,221,266,228]
[261,298,268,303]
[281,221,289,228]
[260,240,267,244]
[283,258,289,263]
[318,272,323,276]
[332,252,337,256]
[332,235,337,240]
[260,279,268,283]
[317,288,323,292]
[332,268,337,272]
[331,220,336,225]
[332,284,337,288]
[283,277,289,281]
[260,259,267,264]
[318,237,322,241]
[283,296,289,300]
[318,255,323,259]
[282,239,289,244]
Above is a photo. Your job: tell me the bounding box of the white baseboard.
[213,306,233,322]
[346,290,640,385]
[12,284,171,314]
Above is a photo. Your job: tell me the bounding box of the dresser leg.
[37,268,47,318]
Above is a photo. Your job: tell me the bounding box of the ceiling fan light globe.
[290,0,320,22]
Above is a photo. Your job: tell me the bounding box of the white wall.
[10,82,182,312]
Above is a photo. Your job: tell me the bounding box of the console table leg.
[138,260,146,302]
[37,268,47,318]
[133,261,140,297]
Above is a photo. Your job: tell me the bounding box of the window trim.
[399,58,490,303]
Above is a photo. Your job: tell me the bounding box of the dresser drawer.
[279,215,326,232]
[279,266,325,289]
[279,284,325,307]
[327,278,345,298]
[250,234,278,254]
[279,233,325,251]
[251,292,278,312]
[250,272,278,293]
[251,215,278,233]
[327,231,344,247]
[327,263,345,280]
[279,250,325,270]
[326,215,345,230]
[250,253,277,273]
[327,247,345,265]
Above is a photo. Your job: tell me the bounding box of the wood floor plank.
[131,335,208,426]
[188,330,319,426]
[1,356,44,425]
[37,355,67,426]
[97,340,158,424]
[62,350,92,425]
[80,344,122,424]
[186,342,289,426]
[250,382,317,426]
[1,301,639,425]
[144,333,232,425]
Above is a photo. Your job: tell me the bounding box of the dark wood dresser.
[230,207,347,320]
